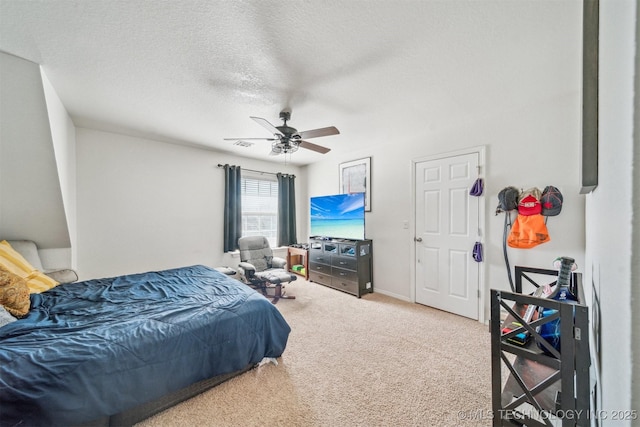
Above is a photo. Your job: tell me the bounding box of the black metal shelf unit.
[490,266,590,427]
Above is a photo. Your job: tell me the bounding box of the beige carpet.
[136,279,493,427]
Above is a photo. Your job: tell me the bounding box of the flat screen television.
[310,193,365,240]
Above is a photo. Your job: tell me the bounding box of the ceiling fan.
[225,111,339,155]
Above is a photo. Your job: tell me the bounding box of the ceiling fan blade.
[251,116,284,136]
[223,137,278,141]
[299,140,331,154]
[297,126,340,139]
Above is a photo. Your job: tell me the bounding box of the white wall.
[306,4,586,315]
[0,52,71,255]
[584,0,638,422]
[75,128,303,280]
[41,69,77,269]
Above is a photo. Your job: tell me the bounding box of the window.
[241,175,278,247]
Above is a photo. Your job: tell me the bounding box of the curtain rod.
[216,164,294,178]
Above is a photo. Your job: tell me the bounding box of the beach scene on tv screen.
[310,193,365,240]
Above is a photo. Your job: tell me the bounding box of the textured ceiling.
[0,0,578,165]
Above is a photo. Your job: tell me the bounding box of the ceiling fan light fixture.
[271,143,283,154]
[272,141,298,154]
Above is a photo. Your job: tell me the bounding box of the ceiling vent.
[233,140,254,148]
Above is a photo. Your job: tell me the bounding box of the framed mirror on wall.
[339,157,371,211]
[581,0,599,194]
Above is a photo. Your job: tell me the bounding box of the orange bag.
[507,214,550,249]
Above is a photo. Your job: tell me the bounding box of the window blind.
[241,176,278,247]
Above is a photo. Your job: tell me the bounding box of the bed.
[0,264,291,427]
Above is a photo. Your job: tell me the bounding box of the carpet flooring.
[135,279,493,426]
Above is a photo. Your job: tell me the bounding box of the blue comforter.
[0,265,290,426]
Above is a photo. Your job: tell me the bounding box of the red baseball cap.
[518,194,541,216]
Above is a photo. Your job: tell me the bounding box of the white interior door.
[414,152,480,320]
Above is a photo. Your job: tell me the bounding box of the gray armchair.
[237,236,296,304]
[6,240,78,284]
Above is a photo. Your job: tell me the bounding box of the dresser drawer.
[331,256,357,270]
[309,262,331,273]
[309,252,331,265]
[332,267,359,283]
[330,276,358,295]
[309,270,332,286]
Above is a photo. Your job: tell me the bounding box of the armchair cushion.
[237,262,257,281]
[0,240,59,293]
[254,269,296,286]
[238,236,276,272]
[5,240,44,271]
[45,269,79,284]
[2,240,78,286]
[271,257,287,269]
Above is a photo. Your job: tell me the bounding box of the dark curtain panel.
[223,165,242,252]
[277,173,297,246]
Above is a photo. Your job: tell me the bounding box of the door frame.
[410,146,486,324]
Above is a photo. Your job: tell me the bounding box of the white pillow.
[0,305,17,328]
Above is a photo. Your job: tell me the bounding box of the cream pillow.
[0,240,59,293]
[0,304,17,327]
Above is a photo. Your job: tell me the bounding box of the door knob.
[414,237,423,242]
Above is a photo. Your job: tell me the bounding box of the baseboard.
[372,288,411,302]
